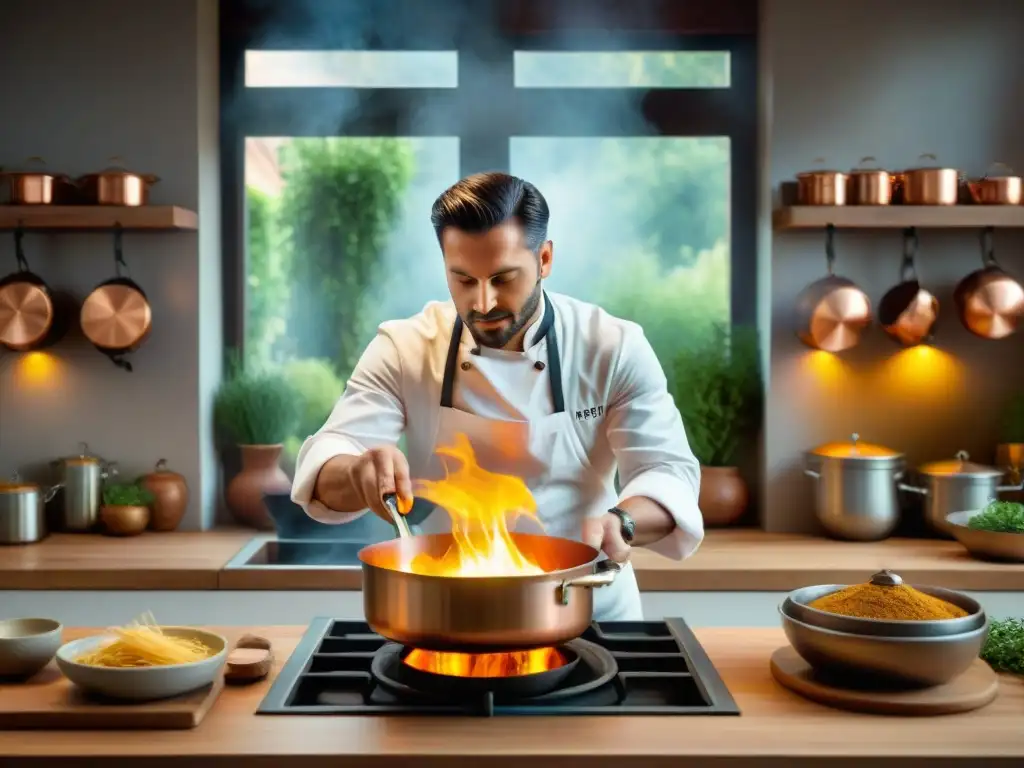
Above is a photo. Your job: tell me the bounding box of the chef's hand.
[582,513,632,563]
[348,446,414,522]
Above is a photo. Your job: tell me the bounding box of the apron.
[409,294,642,622]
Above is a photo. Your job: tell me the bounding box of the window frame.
[219,0,759,354]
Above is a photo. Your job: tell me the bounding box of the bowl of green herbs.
[946,501,1024,562]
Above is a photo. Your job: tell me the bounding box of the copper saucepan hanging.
[795,225,873,352]
[80,226,152,371]
[953,227,1024,340]
[878,228,939,346]
[0,229,73,352]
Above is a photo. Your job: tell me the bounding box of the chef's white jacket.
[292,290,704,561]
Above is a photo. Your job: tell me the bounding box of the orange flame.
[406,433,545,577]
[404,647,565,677]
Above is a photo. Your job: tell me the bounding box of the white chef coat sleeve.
[290,332,406,525]
[606,325,704,560]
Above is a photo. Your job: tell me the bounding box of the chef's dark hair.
[430,172,550,252]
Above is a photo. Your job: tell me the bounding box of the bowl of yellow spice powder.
[779,570,989,687]
[785,569,985,638]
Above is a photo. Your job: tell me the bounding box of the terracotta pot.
[139,458,189,531]
[996,443,1024,503]
[698,466,750,527]
[225,444,291,530]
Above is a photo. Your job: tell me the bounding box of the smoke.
[242,0,734,420]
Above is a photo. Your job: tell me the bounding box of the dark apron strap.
[440,292,564,413]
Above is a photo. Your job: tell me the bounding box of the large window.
[221,0,757,463]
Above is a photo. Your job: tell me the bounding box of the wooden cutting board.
[770,646,999,716]
[0,663,224,729]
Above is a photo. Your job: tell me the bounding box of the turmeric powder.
[809,582,968,621]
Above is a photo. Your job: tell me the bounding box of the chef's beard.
[467,280,542,350]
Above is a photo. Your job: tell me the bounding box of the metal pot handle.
[997,477,1024,492]
[898,482,928,496]
[559,559,623,605]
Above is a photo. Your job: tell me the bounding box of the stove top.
[257,618,740,716]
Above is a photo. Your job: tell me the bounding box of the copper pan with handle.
[954,227,1024,340]
[361,493,624,652]
[794,225,873,353]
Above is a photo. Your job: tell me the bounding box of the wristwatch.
[607,506,636,543]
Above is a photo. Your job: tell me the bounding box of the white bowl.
[56,627,228,701]
[946,509,1024,562]
[0,617,63,677]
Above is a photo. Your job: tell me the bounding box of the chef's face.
[442,221,553,350]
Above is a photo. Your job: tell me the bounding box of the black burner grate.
[257,618,740,716]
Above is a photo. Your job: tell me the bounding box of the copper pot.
[360,532,624,652]
[953,227,1024,339]
[901,154,960,205]
[795,226,872,352]
[0,157,75,205]
[138,459,189,532]
[0,230,72,351]
[967,163,1022,205]
[847,156,892,205]
[796,160,848,205]
[100,504,150,536]
[77,159,159,206]
[878,228,939,346]
[80,228,152,370]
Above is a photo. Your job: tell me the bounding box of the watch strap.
[607,506,636,543]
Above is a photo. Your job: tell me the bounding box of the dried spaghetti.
[74,611,214,668]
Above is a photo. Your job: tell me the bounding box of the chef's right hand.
[349,445,414,522]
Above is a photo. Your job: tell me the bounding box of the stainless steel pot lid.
[918,450,1004,478]
[807,432,904,467]
[0,471,39,494]
[50,441,102,467]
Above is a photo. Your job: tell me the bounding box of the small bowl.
[784,583,985,637]
[0,617,63,678]
[780,605,988,687]
[56,627,227,700]
[947,510,1024,562]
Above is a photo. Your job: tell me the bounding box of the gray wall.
[3,0,1022,534]
[761,0,1024,532]
[0,0,222,528]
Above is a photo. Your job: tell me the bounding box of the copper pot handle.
[900,227,920,282]
[855,156,883,170]
[559,559,623,605]
[917,153,940,167]
[12,228,31,272]
[824,223,837,275]
[982,162,1018,179]
[981,227,999,268]
[105,156,160,184]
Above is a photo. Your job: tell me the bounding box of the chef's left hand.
[582,513,632,563]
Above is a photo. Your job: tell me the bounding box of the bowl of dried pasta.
[779,570,989,687]
[55,613,227,701]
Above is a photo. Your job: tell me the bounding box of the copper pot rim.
[359,532,602,582]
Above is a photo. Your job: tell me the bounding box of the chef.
[292,172,704,621]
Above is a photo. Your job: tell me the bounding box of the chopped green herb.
[980,618,1024,675]
[967,500,1024,534]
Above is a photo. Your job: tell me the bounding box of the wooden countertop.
[2,529,1024,592]
[1,625,1021,766]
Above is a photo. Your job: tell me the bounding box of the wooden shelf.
[0,205,198,231]
[774,205,1024,230]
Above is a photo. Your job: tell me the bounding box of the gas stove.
[257,617,740,717]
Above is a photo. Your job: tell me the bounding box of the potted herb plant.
[670,324,762,526]
[214,360,300,530]
[997,392,1024,502]
[100,482,154,536]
